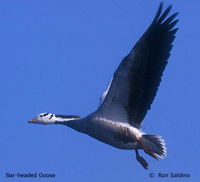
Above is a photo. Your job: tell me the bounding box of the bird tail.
[141,134,167,158]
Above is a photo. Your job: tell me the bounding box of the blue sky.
[0,0,199,181]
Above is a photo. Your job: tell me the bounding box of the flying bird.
[29,3,178,169]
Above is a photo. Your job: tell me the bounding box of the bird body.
[80,114,142,150]
[29,3,178,169]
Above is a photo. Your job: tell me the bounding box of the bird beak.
[28,117,37,123]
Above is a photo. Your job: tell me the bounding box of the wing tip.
[154,3,178,26]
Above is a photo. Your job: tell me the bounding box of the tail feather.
[141,134,167,158]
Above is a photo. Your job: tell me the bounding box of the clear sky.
[0,0,199,181]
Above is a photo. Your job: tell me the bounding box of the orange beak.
[28,117,37,123]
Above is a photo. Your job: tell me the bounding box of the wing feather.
[96,3,179,129]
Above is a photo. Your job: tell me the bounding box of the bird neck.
[53,114,86,132]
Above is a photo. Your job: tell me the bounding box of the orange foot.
[138,137,158,160]
[135,149,148,169]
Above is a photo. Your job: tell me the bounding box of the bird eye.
[40,115,42,117]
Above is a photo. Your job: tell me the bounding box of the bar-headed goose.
[29,3,178,169]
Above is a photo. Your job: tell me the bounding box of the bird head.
[28,113,55,124]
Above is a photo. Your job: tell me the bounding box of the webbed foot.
[135,149,148,169]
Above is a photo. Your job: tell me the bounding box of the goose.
[29,3,178,169]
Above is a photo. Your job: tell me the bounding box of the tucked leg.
[135,149,148,169]
[138,137,158,160]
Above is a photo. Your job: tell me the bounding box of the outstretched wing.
[96,3,178,129]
